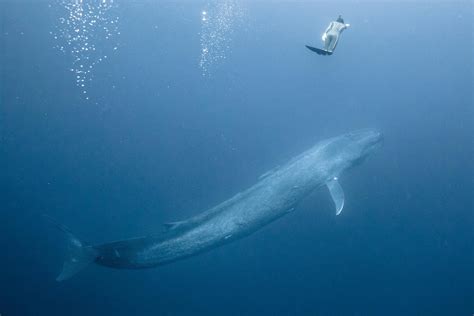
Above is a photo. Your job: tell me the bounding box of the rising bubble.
[199,0,243,77]
[51,0,120,99]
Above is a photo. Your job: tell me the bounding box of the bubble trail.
[199,0,243,77]
[51,0,120,99]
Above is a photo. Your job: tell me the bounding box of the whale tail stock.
[43,215,98,281]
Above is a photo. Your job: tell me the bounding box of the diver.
[306,15,350,56]
[322,15,350,53]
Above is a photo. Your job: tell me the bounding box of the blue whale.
[50,129,383,281]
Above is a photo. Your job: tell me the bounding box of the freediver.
[306,15,350,56]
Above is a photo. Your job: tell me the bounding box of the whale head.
[343,128,383,164]
[318,129,383,179]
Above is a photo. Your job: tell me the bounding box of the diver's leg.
[331,35,339,52]
[327,35,339,53]
[324,35,333,51]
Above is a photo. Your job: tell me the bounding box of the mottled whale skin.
[53,129,382,281]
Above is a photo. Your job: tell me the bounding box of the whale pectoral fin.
[163,221,185,230]
[326,177,345,216]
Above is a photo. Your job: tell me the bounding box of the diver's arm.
[344,23,350,29]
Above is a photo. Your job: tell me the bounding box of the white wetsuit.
[322,21,349,53]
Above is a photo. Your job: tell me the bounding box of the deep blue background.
[1,1,473,315]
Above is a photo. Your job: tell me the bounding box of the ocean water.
[1,1,473,315]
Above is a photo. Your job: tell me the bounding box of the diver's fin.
[326,177,345,215]
[305,45,333,56]
[43,215,98,281]
[163,221,186,230]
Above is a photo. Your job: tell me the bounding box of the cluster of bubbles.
[51,0,120,99]
[199,0,243,77]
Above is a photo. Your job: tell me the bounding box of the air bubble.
[51,0,120,100]
[199,0,243,76]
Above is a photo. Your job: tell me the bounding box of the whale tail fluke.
[43,215,98,281]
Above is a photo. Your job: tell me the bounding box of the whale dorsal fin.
[326,177,345,215]
[163,221,186,230]
[258,165,280,180]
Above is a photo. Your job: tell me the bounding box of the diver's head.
[336,15,344,23]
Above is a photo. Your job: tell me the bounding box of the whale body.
[50,129,383,281]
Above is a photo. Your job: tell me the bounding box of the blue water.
[1,1,473,315]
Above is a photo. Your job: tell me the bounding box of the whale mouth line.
[359,129,384,148]
[368,132,384,149]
